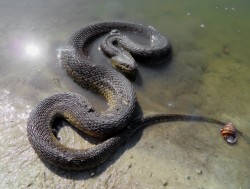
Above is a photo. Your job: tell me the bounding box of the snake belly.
[27,22,171,170]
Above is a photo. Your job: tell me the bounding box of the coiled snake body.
[27,22,238,170]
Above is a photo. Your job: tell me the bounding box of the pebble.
[162,179,168,186]
[196,169,202,174]
[167,102,175,109]
[128,163,132,169]
[195,145,200,150]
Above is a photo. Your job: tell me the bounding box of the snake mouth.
[111,54,137,76]
[112,60,137,78]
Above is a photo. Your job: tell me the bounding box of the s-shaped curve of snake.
[27,21,241,171]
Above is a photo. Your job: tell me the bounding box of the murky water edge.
[0,0,250,188]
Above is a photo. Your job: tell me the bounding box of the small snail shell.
[220,123,238,144]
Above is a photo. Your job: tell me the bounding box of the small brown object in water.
[220,123,238,144]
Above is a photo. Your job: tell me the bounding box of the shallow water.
[1,0,250,188]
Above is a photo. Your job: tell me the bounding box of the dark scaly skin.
[27,22,239,171]
[58,22,170,137]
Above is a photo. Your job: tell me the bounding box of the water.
[0,0,250,188]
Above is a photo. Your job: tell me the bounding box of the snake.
[27,21,239,171]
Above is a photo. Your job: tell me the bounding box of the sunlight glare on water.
[24,43,41,57]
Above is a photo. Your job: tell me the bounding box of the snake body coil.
[27,22,237,171]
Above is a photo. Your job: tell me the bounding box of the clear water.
[0,0,250,188]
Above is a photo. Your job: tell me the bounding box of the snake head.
[220,123,238,144]
[111,50,137,76]
[100,31,138,76]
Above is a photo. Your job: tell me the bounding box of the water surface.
[0,0,250,188]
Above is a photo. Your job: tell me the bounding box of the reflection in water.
[10,38,44,61]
